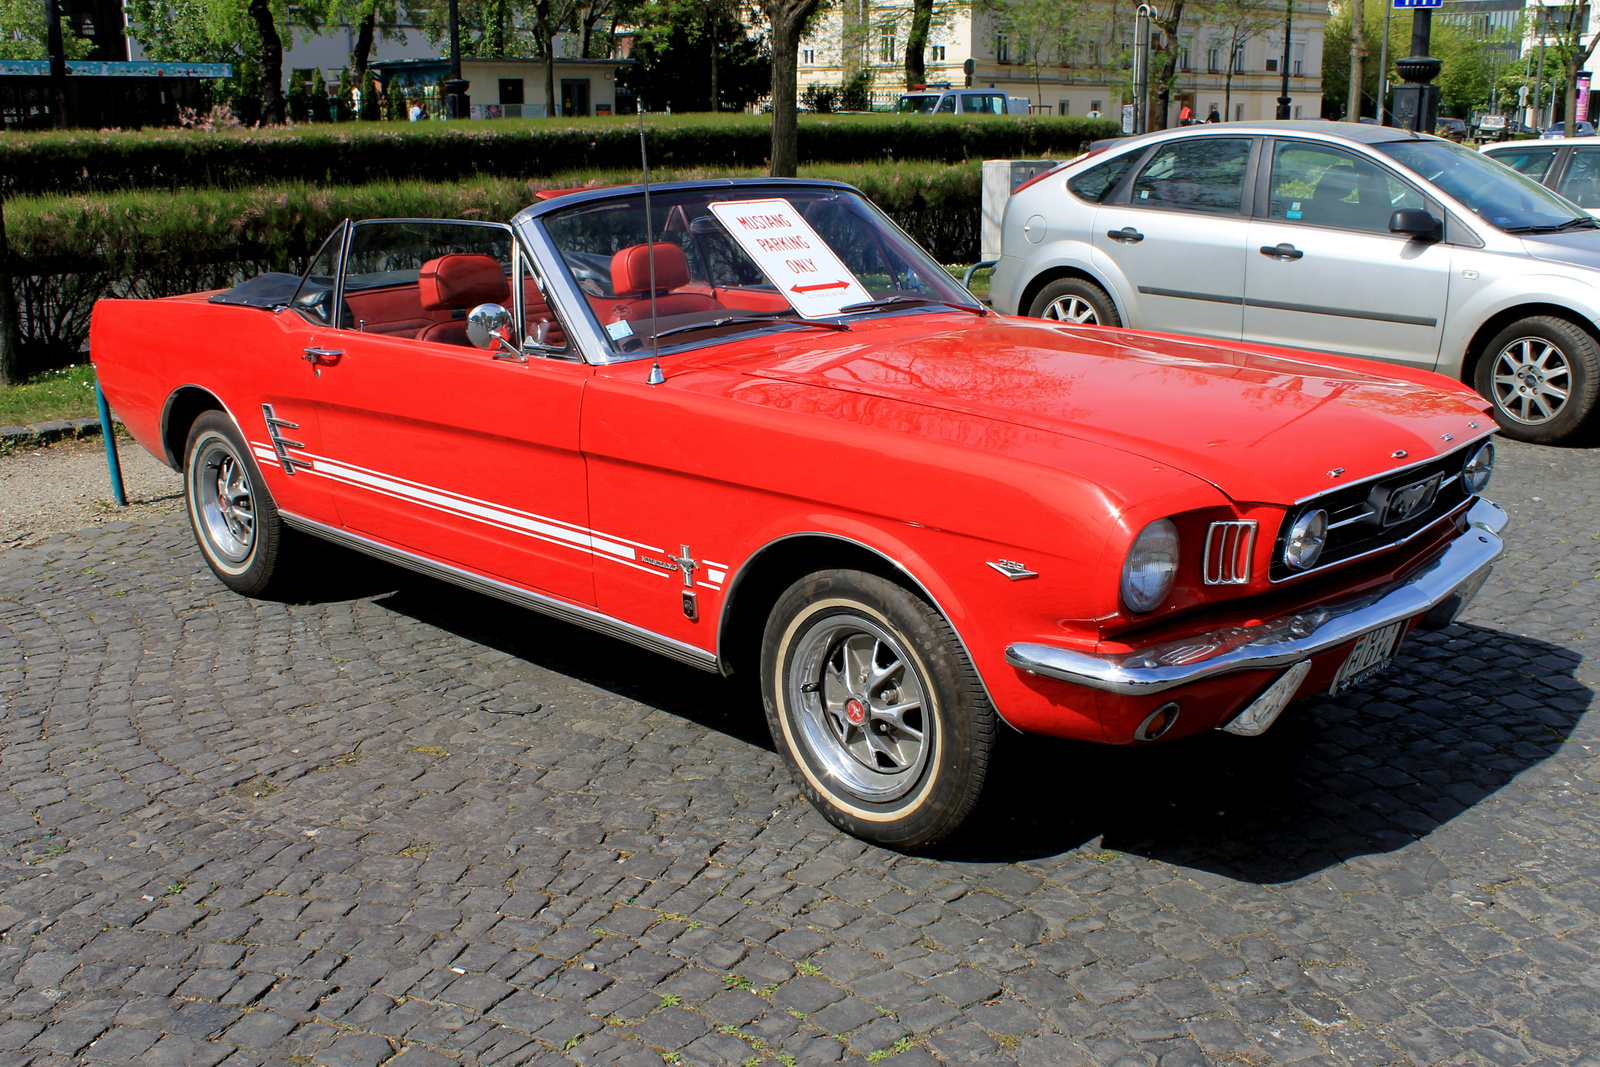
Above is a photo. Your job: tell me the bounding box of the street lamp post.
[1276,0,1293,119]
[1390,8,1441,134]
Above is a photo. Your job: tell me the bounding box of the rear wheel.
[183,411,294,597]
[1475,316,1599,444]
[761,569,995,850]
[1027,277,1121,327]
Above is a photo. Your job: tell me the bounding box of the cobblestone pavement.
[0,440,1594,1067]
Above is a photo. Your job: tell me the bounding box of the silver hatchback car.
[990,120,1600,444]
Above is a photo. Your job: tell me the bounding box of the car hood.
[1520,230,1600,271]
[743,318,1488,504]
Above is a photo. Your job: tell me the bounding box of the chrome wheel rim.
[1042,294,1100,324]
[786,613,932,803]
[1491,337,1572,425]
[193,438,255,564]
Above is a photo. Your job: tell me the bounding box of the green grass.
[0,364,99,425]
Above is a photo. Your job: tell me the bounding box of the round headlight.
[1283,509,1328,571]
[1463,440,1494,495]
[1121,518,1179,614]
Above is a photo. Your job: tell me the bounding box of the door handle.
[1259,243,1304,260]
[1107,227,1145,243]
[302,347,343,365]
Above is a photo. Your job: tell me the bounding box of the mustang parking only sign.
[707,199,873,318]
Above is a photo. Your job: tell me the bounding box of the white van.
[895,90,1030,116]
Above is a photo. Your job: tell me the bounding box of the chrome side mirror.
[466,303,523,360]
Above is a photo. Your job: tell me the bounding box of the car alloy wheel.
[1026,277,1121,328]
[183,411,295,597]
[761,569,995,850]
[1491,337,1571,426]
[1476,315,1599,444]
[1042,295,1102,324]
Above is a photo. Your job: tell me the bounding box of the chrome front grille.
[1203,520,1256,585]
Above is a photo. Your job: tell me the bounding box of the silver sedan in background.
[990,121,1600,444]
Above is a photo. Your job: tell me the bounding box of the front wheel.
[183,411,295,597]
[761,570,995,850]
[1475,316,1600,444]
[1027,277,1121,327]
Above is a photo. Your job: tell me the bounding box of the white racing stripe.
[250,438,720,581]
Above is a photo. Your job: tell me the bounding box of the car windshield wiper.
[836,295,990,316]
[646,314,851,342]
[1503,217,1600,234]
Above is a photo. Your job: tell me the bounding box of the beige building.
[798,0,1327,126]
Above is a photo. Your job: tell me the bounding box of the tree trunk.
[904,0,932,90]
[353,4,377,119]
[1347,0,1364,120]
[0,198,22,387]
[546,36,559,117]
[765,1,817,177]
[1151,2,1185,132]
[248,0,286,124]
[709,12,719,111]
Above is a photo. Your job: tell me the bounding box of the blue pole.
[95,380,127,507]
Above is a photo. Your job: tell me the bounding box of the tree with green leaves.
[623,0,769,112]
[319,0,409,118]
[1323,0,1514,120]
[1544,1,1599,132]
[764,0,823,177]
[1150,0,1187,129]
[903,0,934,89]
[1197,0,1279,124]
[981,0,1088,107]
[0,0,92,60]
[123,0,292,122]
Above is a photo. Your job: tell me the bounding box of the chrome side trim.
[278,512,720,673]
[1005,497,1506,696]
[1202,521,1256,585]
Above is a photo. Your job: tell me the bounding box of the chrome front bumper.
[1005,498,1507,696]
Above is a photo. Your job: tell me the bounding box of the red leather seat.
[607,243,721,322]
[416,254,511,346]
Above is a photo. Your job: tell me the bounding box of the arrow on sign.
[791,280,851,294]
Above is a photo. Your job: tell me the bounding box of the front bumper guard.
[1005,498,1507,696]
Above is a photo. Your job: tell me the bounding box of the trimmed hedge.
[0,114,1116,198]
[6,162,982,371]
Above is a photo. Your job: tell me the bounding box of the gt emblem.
[845,699,868,725]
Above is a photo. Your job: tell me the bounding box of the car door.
[298,219,596,605]
[1242,139,1451,370]
[1093,135,1254,340]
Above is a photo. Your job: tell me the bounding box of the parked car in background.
[1541,121,1597,139]
[991,120,1600,444]
[1436,117,1469,142]
[1482,137,1600,215]
[895,89,1030,116]
[1477,114,1507,140]
[90,177,1507,850]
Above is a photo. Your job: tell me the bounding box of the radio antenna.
[638,104,665,385]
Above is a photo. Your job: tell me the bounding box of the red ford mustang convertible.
[93,178,1505,849]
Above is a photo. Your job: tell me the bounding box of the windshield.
[896,95,938,113]
[1376,138,1592,232]
[537,185,978,360]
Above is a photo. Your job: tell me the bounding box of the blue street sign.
[1393,0,1444,8]
[0,60,233,78]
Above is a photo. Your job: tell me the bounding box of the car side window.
[1130,138,1252,214]
[340,221,513,341]
[1267,142,1422,234]
[1559,147,1600,208]
[292,228,343,326]
[517,251,570,354]
[1489,146,1559,181]
[936,95,955,113]
[961,94,1004,115]
[1068,153,1137,203]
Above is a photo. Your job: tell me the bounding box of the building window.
[1294,105,1302,118]
[1294,42,1305,75]
[802,49,814,65]
[931,45,945,61]
[1265,57,1278,72]
[880,30,895,63]
[1207,47,1219,73]
[1233,45,1245,73]
[996,33,1009,63]
[1058,99,1070,115]
[1181,46,1191,72]
[1235,103,1244,121]
[1091,99,1102,112]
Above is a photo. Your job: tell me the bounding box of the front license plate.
[1329,621,1405,696]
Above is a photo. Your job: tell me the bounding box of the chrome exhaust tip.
[1134,702,1180,741]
